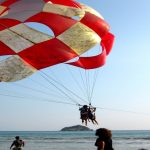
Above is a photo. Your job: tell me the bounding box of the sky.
[0,0,150,131]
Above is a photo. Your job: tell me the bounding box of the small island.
[61,125,93,131]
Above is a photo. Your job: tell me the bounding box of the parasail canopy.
[0,0,114,82]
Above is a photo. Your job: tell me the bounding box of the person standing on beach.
[10,136,25,150]
[95,128,114,150]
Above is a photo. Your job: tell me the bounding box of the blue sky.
[0,0,150,131]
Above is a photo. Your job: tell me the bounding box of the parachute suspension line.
[89,69,100,104]
[39,70,88,104]
[46,66,82,99]
[0,88,70,104]
[38,71,81,105]
[27,77,71,99]
[11,82,61,98]
[3,88,150,114]
[83,49,93,105]
[0,93,76,106]
[27,77,60,93]
[96,106,150,116]
[51,54,90,104]
[0,92,28,99]
[84,69,91,104]
[2,89,150,115]
[63,65,88,101]
[78,68,88,98]
[78,67,100,105]
[84,69,89,102]
[11,82,69,100]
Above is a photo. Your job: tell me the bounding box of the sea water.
[0,130,150,150]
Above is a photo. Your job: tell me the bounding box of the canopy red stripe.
[0,0,115,73]
[66,33,115,69]
[18,38,78,69]
[0,41,16,55]
[26,12,77,36]
[67,49,106,69]
[0,18,21,31]
[44,0,82,8]
[0,0,19,7]
[80,12,110,38]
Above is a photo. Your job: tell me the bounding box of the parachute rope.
[64,66,88,100]
[11,82,69,99]
[58,63,99,105]
[1,91,149,115]
[89,69,99,104]
[0,92,76,106]
[39,71,81,105]
[1,85,73,102]
[84,69,90,103]
[28,77,62,94]
[96,106,150,116]
[78,68,87,97]
[39,70,89,104]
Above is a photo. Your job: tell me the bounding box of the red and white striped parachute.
[0,0,114,82]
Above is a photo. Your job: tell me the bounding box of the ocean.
[0,130,150,150]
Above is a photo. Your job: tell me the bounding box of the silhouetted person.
[79,105,89,125]
[10,136,24,150]
[88,106,98,125]
[95,128,114,150]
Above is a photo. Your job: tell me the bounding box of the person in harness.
[79,105,89,125]
[10,136,25,150]
[79,104,98,125]
[88,106,98,125]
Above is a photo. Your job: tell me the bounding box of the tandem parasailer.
[0,0,114,126]
[79,104,98,126]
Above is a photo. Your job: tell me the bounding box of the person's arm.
[93,107,96,112]
[10,141,14,149]
[96,141,105,150]
[22,141,25,147]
